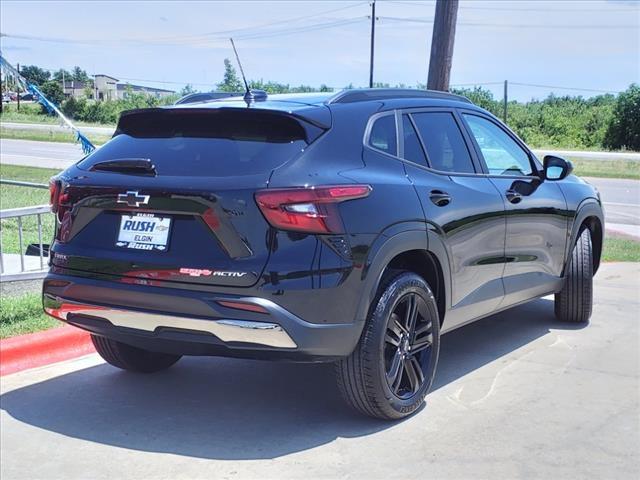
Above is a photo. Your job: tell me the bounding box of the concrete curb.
[0,326,95,376]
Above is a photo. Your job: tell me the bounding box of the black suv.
[44,89,603,420]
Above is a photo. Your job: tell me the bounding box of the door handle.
[505,189,522,204]
[429,190,451,207]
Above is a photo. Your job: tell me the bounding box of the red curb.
[0,326,95,376]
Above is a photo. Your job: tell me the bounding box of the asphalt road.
[2,138,638,236]
[1,262,638,479]
[1,138,86,170]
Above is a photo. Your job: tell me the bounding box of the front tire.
[336,272,441,420]
[555,228,593,323]
[91,334,182,373]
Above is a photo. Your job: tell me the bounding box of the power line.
[384,0,640,12]
[450,81,622,94]
[144,2,369,42]
[510,82,622,94]
[233,18,366,41]
[0,3,370,47]
[378,15,638,29]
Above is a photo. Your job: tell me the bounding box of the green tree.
[52,68,72,83]
[20,65,50,86]
[605,84,640,151]
[180,84,196,96]
[39,80,65,109]
[72,66,90,83]
[217,59,243,92]
[61,96,87,119]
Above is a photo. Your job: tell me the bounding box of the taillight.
[255,185,372,234]
[49,178,61,213]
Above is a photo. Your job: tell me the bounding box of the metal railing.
[0,179,49,189]
[0,204,51,282]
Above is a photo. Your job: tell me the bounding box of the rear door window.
[411,112,476,174]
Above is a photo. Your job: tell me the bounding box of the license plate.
[116,214,171,251]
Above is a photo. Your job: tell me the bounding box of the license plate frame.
[115,213,172,251]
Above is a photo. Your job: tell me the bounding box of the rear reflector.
[216,300,269,314]
[255,185,371,234]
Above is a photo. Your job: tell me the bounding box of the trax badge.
[179,268,247,278]
[117,191,150,208]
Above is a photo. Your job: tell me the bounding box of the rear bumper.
[42,273,363,362]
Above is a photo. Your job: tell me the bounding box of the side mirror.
[543,155,573,181]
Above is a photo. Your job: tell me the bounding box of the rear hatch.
[50,107,326,287]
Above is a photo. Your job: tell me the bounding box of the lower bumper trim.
[43,295,297,349]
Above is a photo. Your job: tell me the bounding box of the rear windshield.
[77,109,323,177]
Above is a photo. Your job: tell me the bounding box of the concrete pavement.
[1,262,638,479]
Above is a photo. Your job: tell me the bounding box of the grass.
[1,164,61,254]
[569,158,640,180]
[602,237,640,262]
[0,292,60,339]
[0,103,114,128]
[0,127,110,145]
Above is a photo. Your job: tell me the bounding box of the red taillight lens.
[255,185,372,234]
[49,178,61,213]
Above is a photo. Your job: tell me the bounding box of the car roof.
[161,89,480,129]
[169,88,472,108]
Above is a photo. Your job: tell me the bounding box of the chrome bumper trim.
[44,296,297,349]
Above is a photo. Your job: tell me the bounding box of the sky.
[1,0,638,101]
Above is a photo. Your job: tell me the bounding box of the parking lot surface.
[1,262,638,479]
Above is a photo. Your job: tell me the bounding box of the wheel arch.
[355,226,451,327]
[565,199,604,275]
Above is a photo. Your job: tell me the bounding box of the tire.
[91,334,181,373]
[555,228,593,323]
[336,271,441,420]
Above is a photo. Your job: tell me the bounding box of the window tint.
[368,114,397,155]
[402,115,428,166]
[411,112,475,173]
[77,110,314,177]
[463,114,533,176]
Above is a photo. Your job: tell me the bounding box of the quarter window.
[368,114,397,156]
[463,114,533,176]
[411,112,475,174]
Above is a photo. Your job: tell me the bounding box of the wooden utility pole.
[503,80,508,123]
[427,0,459,91]
[16,63,21,111]
[369,0,376,88]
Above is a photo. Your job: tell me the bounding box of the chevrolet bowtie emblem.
[117,191,150,208]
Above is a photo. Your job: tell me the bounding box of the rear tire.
[555,228,593,323]
[336,271,440,420]
[91,334,181,373]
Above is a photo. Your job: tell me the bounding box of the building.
[62,74,174,101]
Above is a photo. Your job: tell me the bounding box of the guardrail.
[0,179,49,189]
[0,204,51,282]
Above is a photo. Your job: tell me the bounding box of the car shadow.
[0,297,585,460]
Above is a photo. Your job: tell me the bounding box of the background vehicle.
[43,89,603,420]
[174,91,239,104]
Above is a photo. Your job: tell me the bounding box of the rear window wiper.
[89,158,157,176]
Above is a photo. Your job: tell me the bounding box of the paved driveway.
[1,262,639,479]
